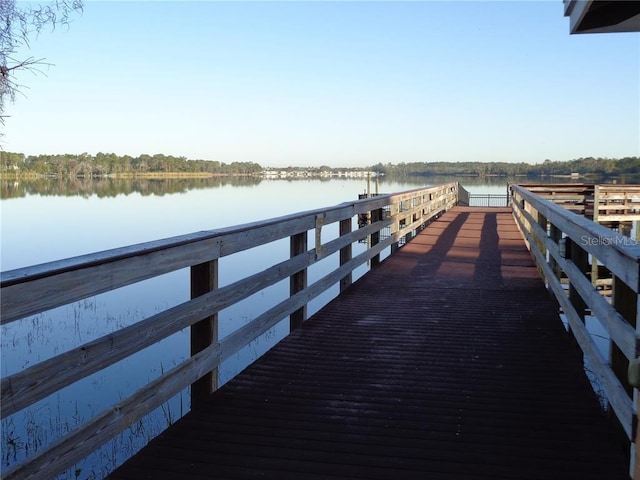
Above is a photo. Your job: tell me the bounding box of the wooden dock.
[107,207,629,479]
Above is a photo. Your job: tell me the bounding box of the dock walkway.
[108,207,628,479]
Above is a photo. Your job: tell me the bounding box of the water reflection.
[0,175,263,199]
[5,173,632,200]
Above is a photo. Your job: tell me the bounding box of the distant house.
[563,0,640,34]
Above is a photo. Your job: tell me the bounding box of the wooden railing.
[595,184,640,223]
[517,183,640,222]
[510,184,640,475]
[0,182,462,480]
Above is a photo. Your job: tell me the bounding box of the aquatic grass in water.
[0,275,192,478]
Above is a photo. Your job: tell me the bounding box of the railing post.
[591,184,600,222]
[404,201,412,245]
[567,237,588,352]
[592,186,601,288]
[339,218,352,292]
[421,193,430,230]
[536,212,548,282]
[290,232,308,330]
[391,200,400,254]
[612,276,636,395]
[370,207,383,267]
[548,224,562,283]
[190,259,218,409]
[522,198,533,251]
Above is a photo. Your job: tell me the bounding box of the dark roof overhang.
[564,0,640,33]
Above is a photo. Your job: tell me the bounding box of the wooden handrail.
[0,182,462,480]
[510,184,640,468]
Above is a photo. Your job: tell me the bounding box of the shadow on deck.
[108,207,628,480]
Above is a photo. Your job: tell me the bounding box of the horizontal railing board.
[599,215,640,222]
[599,196,640,201]
[537,195,591,200]
[0,237,222,325]
[598,205,637,210]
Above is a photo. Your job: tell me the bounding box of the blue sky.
[2,1,639,167]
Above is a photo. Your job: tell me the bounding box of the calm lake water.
[0,175,601,479]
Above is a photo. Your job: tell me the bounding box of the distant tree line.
[370,157,640,177]
[1,151,638,178]
[0,152,263,177]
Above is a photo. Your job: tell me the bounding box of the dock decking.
[108,207,629,479]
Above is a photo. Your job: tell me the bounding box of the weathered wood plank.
[599,214,640,222]
[0,237,222,324]
[598,204,637,211]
